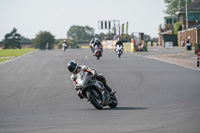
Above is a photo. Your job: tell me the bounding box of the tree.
[164,0,193,15]
[33,31,55,49]
[3,28,21,49]
[67,25,95,42]
[174,22,182,34]
[20,36,32,45]
[94,32,106,41]
[151,38,158,42]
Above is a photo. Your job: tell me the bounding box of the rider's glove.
[91,70,97,78]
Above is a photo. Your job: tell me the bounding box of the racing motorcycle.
[76,71,118,110]
[62,45,68,52]
[89,42,94,53]
[116,45,123,58]
[94,45,102,60]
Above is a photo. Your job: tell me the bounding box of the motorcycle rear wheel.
[87,90,103,110]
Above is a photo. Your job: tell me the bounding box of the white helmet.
[94,38,100,43]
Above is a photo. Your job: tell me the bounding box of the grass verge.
[0,58,13,62]
[0,48,35,57]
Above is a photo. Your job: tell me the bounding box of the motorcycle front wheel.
[96,52,101,60]
[118,54,121,58]
[86,90,103,110]
[109,95,118,108]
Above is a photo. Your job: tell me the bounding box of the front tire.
[96,52,101,60]
[109,95,118,108]
[118,54,121,58]
[87,90,103,110]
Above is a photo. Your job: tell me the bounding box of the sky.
[0,0,167,40]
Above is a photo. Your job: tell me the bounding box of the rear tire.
[87,90,103,110]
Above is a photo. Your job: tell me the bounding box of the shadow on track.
[103,107,147,110]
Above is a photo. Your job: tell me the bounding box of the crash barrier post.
[197,50,200,67]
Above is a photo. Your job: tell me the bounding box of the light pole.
[185,0,188,30]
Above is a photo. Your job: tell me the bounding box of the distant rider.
[62,40,68,51]
[93,38,103,48]
[67,60,113,99]
[89,38,95,53]
[93,38,103,56]
[115,38,123,53]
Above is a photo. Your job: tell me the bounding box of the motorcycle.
[89,42,95,53]
[94,45,102,60]
[76,71,118,110]
[116,45,123,58]
[62,45,68,52]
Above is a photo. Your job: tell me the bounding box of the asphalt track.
[0,49,200,133]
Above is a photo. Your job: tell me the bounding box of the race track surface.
[0,49,200,133]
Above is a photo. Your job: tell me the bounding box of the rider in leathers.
[67,60,113,99]
[115,39,123,54]
[93,38,103,56]
[89,38,95,53]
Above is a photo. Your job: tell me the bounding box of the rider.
[67,60,113,99]
[93,38,103,48]
[93,38,103,56]
[62,40,68,50]
[89,38,95,53]
[115,38,123,53]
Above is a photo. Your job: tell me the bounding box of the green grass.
[0,58,13,62]
[0,48,35,57]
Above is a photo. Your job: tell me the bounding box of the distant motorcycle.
[116,45,123,58]
[94,45,102,60]
[76,71,118,110]
[89,42,94,53]
[62,46,67,52]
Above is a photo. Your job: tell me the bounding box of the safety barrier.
[123,43,135,52]
[80,46,90,49]
[197,50,200,67]
[102,40,149,52]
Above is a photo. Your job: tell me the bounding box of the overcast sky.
[0,0,167,40]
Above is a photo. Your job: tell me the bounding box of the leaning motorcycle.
[116,45,123,58]
[94,45,102,60]
[89,42,94,53]
[76,71,118,110]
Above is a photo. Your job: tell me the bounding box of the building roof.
[164,16,178,19]
[180,0,200,11]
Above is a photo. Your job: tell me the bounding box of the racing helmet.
[94,38,100,43]
[67,60,79,73]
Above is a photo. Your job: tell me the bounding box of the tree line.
[1,26,155,49]
[1,25,115,49]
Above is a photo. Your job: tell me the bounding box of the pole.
[186,0,188,30]
[114,20,116,35]
[197,50,200,67]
